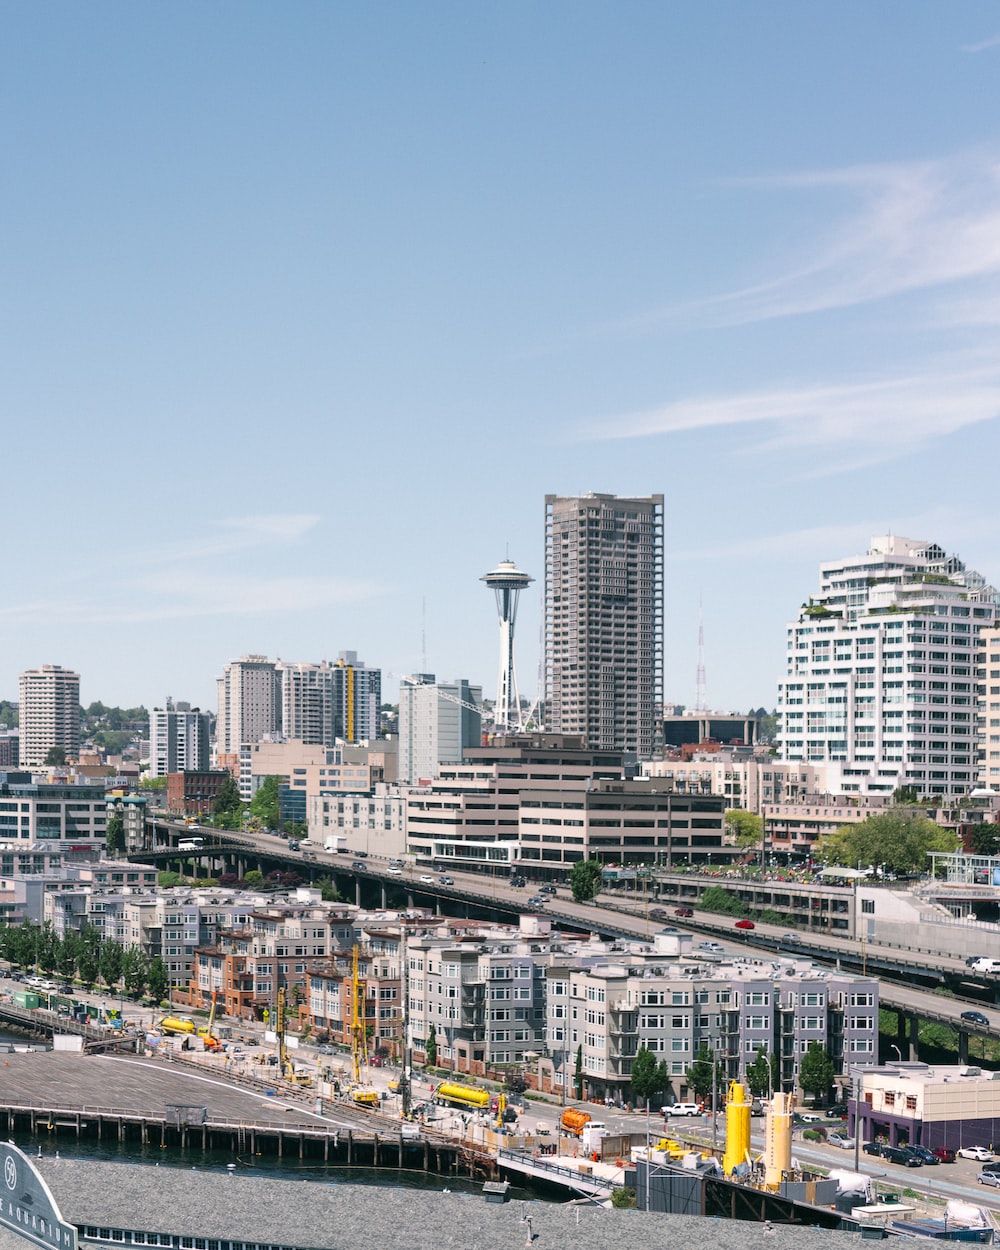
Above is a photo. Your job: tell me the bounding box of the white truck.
[323,835,348,854]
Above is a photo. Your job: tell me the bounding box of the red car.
[675,907,694,918]
[735,919,755,930]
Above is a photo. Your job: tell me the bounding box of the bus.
[178,837,204,850]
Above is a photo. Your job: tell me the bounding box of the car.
[539,884,556,895]
[796,1112,824,1124]
[735,919,755,930]
[902,1145,939,1165]
[978,1171,1000,1188]
[351,861,366,870]
[826,1104,848,1119]
[781,932,798,941]
[675,907,694,918]
[881,1145,922,1167]
[355,850,369,858]
[961,1010,990,1026]
[932,1147,956,1163]
[510,875,527,888]
[959,1146,996,1162]
[863,1141,884,1156]
[698,941,723,951]
[664,1102,702,1117]
[828,1133,855,1149]
[287,840,300,851]
[419,875,436,884]
[650,908,668,920]
[387,867,403,876]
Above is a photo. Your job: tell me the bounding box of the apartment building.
[978,624,1000,790]
[397,675,482,784]
[778,536,997,799]
[544,493,664,757]
[0,772,107,848]
[216,656,281,755]
[149,699,211,778]
[18,665,80,767]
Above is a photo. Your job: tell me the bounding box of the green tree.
[105,812,126,856]
[631,1044,670,1106]
[146,956,169,1003]
[211,775,243,828]
[250,776,281,830]
[75,928,100,988]
[36,923,59,973]
[700,885,750,917]
[121,945,149,998]
[746,1047,771,1098]
[425,1024,437,1067]
[799,1041,835,1106]
[44,747,67,767]
[99,939,124,989]
[725,809,763,850]
[316,876,341,902]
[685,1044,716,1103]
[574,1044,584,1100]
[569,859,604,903]
[893,786,920,805]
[816,810,959,875]
[967,823,1000,857]
[56,932,79,981]
[243,869,265,888]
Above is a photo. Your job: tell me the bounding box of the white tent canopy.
[818,865,867,879]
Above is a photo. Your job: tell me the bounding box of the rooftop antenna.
[694,594,708,713]
[421,597,427,675]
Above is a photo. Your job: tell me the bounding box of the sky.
[2,2,1000,715]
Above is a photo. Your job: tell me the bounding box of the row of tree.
[0,920,169,1002]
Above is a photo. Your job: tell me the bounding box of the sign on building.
[0,1142,76,1250]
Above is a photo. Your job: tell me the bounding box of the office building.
[0,771,105,847]
[18,664,80,767]
[397,674,482,784]
[216,656,281,755]
[149,699,211,778]
[544,492,664,756]
[777,536,997,798]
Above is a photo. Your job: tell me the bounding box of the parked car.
[932,1147,956,1163]
[664,1102,702,1117]
[978,1172,1000,1188]
[735,919,755,930]
[796,1112,824,1124]
[675,907,694,918]
[961,1010,990,1026]
[881,1145,922,1167]
[863,1142,884,1156]
[959,1146,996,1162]
[902,1145,939,1165]
[825,1104,848,1119]
[828,1133,855,1149]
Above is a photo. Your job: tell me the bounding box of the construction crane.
[349,946,379,1107]
[275,987,311,1086]
[397,674,485,718]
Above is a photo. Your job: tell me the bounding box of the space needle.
[481,558,533,733]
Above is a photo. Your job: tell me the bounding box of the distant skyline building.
[18,664,80,767]
[332,651,381,743]
[278,661,336,746]
[777,535,998,799]
[216,655,281,756]
[149,698,211,778]
[543,492,664,757]
[397,674,482,785]
[481,559,533,732]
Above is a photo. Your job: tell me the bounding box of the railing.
[497,1146,614,1189]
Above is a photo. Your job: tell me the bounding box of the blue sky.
[3,2,1000,715]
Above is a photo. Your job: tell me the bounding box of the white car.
[419,875,435,884]
[664,1102,702,1117]
[959,1145,995,1162]
[828,1133,855,1149]
[387,867,403,875]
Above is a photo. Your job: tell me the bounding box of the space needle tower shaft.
[481,559,533,733]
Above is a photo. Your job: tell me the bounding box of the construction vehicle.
[348,946,379,1107]
[196,990,222,1051]
[434,1082,491,1111]
[274,987,312,1087]
[159,1015,196,1036]
[559,1107,591,1136]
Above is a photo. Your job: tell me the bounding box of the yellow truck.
[159,1015,196,1035]
[433,1082,491,1110]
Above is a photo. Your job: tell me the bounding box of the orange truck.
[559,1108,591,1137]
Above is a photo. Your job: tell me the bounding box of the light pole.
[890,1044,902,1063]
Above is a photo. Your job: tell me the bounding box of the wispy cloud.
[961,33,1000,53]
[149,513,321,565]
[578,358,1000,469]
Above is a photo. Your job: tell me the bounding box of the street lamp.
[890,1045,902,1063]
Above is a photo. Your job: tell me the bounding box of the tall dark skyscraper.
[544,493,664,756]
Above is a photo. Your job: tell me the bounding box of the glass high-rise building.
[544,492,664,756]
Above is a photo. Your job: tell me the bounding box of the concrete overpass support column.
[907,1014,919,1062]
[381,885,387,907]
[356,880,361,906]
[958,1030,969,1064]
[896,1014,907,1056]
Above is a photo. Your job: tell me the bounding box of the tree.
[893,786,920,805]
[211,776,243,828]
[799,1041,835,1106]
[685,1044,716,1103]
[75,927,100,988]
[725,809,763,851]
[99,939,124,989]
[250,776,281,831]
[574,1044,584,1100]
[745,1047,771,1098]
[106,813,126,856]
[44,747,67,767]
[35,923,59,973]
[700,885,750,918]
[243,869,265,888]
[146,956,169,1003]
[425,1024,437,1067]
[816,810,959,875]
[569,859,604,903]
[631,1045,670,1106]
[967,823,1000,857]
[122,945,149,998]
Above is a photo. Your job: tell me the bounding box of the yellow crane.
[275,987,312,1086]
[350,946,379,1107]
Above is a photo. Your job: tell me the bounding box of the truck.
[559,1108,592,1137]
[433,1082,491,1110]
[324,835,348,854]
[159,1015,197,1035]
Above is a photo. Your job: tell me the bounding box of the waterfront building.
[216,656,281,756]
[18,664,80,767]
[777,536,997,799]
[544,492,664,757]
[396,674,482,784]
[149,699,211,778]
